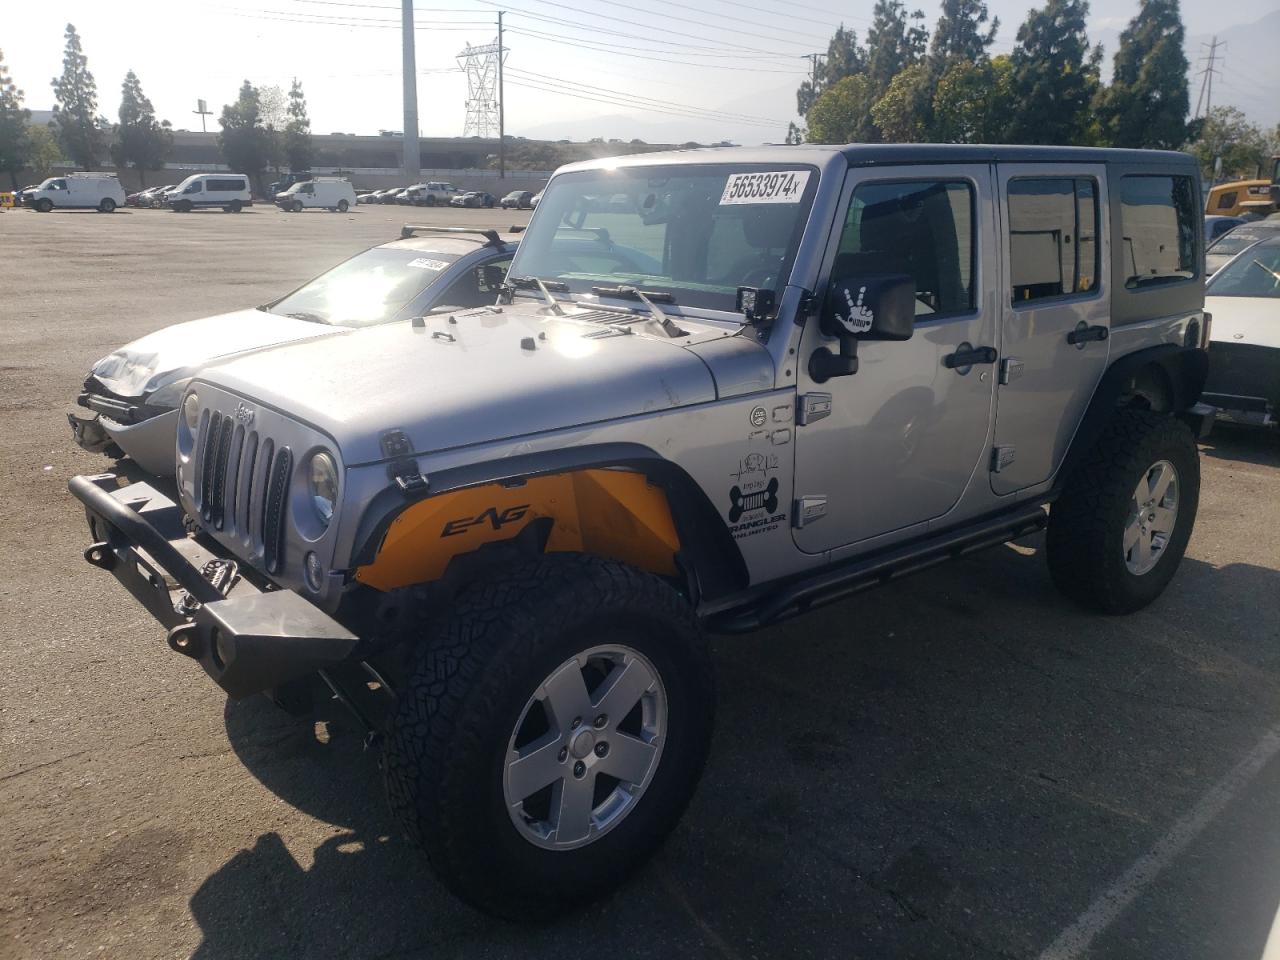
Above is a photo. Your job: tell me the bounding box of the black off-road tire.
[382,553,715,919]
[1047,409,1199,614]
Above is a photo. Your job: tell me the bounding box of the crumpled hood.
[91,308,340,398]
[196,303,722,465]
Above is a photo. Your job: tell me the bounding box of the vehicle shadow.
[191,537,1280,959]
[1199,421,1280,468]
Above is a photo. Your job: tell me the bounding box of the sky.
[6,0,1279,146]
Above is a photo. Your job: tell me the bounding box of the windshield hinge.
[380,429,429,496]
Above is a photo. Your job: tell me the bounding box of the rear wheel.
[228,199,242,213]
[424,195,436,207]
[98,197,116,213]
[1047,409,1200,614]
[382,554,715,919]
[337,199,349,212]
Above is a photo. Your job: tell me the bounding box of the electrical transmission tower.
[1194,37,1224,121]
[457,38,505,138]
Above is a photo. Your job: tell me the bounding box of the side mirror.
[810,274,915,382]
[821,274,915,341]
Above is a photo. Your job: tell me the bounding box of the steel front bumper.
[69,474,358,698]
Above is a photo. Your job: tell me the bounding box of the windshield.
[1208,229,1277,258]
[1206,238,1280,298]
[509,163,819,313]
[267,247,460,326]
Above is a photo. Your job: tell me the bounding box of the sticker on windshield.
[719,170,810,205]
[406,257,449,271]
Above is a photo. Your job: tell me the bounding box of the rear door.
[990,164,1109,495]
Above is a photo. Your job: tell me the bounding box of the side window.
[1120,175,1197,288]
[435,257,513,309]
[301,184,314,194]
[1007,177,1099,303]
[51,180,67,190]
[1215,191,1237,211]
[833,180,975,318]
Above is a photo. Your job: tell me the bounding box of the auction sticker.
[720,170,810,205]
[407,257,449,271]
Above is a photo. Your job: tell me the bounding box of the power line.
[506,68,789,124]
[505,78,783,129]
[505,26,808,72]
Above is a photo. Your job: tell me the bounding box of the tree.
[806,75,877,144]
[871,63,934,142]
[1187,106,1270,181]
[256,84,287,173]
[1095,0,1190,149]
[25,125,62,180]
[796,26,866,118]
[866,0,929,94]
[1005,0,1100,144]
[110,71,172,187]
[217,81,272,193]
[932,57,1015,142]
[284,78,313,172]
[930,0,1000,70]
[50,24,105,169]
[0,49,31,189]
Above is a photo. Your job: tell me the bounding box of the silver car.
[69,227,517,474]
[71,145,1213,919]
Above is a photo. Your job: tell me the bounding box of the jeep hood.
[197,304,728,465]
[91,308,340,398]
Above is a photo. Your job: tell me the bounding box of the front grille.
[195,411,291,569]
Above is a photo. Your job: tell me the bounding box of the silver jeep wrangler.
[71,144,1213,918]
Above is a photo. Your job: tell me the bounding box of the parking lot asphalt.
[2,203,1279,960]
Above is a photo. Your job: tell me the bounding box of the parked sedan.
[500,190,534,210]
[451,191,496,208]
[70,228,519,475]
[1202,234,1280,429]
[1205,215,1246,245]
[1206,221,1280,276]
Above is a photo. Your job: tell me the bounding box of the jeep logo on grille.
[234,402,255,426]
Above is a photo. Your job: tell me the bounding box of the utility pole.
[498,11,505,180]
[402,0,420,181]
[1194,36,1223,121]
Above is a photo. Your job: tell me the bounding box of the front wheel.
[291,200,303,213]
[35,198,53,213]
[1047,409,1200,614]
[424,195,436,207]
[383,554,715,919]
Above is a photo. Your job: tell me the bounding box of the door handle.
[943,345,997,369]
[1067,324,1109,345]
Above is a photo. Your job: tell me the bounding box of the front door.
[792,165,998,554]
[990,165,1110,495]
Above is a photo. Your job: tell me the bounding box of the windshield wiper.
[285,311,329,324]
[509,275,567,315]
[1248,259,1280,284]
[591,285,686,338]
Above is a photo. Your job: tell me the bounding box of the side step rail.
[709,502,1048,634]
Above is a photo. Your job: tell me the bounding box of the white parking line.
[1038,724,1280,960]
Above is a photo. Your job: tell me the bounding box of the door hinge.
[999,357,1023,385]
[793,495,827,528]
[796,393,832,425]
[991,445,1016,473]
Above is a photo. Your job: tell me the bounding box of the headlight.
[308,451,338,527]
[182,392,200,431]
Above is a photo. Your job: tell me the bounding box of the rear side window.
[834,180,975,318]
[1120,176,1197,289]
[206,179,245,192]
[1008,178,1099,303]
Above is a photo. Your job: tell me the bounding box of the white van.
[167,174,253,213]
[26,173,127,213]
[275,177,357,213]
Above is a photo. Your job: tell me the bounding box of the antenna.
[457,38,506,139]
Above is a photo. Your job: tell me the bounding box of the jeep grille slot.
[193,406,287,571]
[263,445,292,574]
